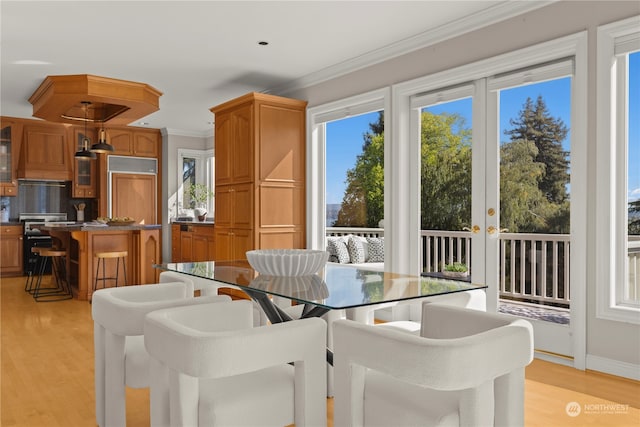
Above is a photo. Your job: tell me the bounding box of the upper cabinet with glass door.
[0,119,21,196]
[72,126,97,198]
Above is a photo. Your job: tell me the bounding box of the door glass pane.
[325,111,384,259]
[420,98,472,276]
[498,77,571,318]
[626,51,640,303]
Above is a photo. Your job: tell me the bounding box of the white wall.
[283,1,640,376]
[161,130,213,262]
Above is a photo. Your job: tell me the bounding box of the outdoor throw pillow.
[347,236,366,264]
[366,237,384,262]
[327,236,351,264]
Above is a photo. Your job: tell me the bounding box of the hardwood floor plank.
[2,275,638,426]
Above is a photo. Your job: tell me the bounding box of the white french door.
[415,63,577,360]
[485,61,575,359]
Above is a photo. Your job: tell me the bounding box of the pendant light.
[75,101,97,159]
[90,105,114,153]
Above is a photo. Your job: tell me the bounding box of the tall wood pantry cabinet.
[210,92,307,261]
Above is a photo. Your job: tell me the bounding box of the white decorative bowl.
[246,249,329,277]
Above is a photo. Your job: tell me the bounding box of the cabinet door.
[232,183,253,229]
[0,122,18,196]
[214,227,233,261]
[215,105,253,186]
[0,226,23,276]
[231,104,253,183]
[21,124,71,180]
[72,128,97,198]
[215,113,233,185]
[214,185,233,228]
[192,225,215,261]
[214,183,253,230]
[171,224,181,262]
[111,173,157,224]
[192,234,213,261]
[107,129,133,154]
[180,232,193,261]
[133,131,159,157]
[232,228,253,261]
[0,123,17,193]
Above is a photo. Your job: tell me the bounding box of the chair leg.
[35,255,72,302]
[121,257,127,286]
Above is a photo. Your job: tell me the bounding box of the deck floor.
[499,300,570,324]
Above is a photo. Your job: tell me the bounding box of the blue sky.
[326,59,639,205]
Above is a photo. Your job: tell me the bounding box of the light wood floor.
[1,275,638,426]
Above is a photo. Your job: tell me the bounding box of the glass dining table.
[155,261,487,364]
[155,260,486,332]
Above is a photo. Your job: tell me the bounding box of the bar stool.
[93,251,128,296]
[32,248,73,301]
[25,246,46,294]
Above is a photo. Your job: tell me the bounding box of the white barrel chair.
[91,282,231,427]
[144,300,327,427]
[158,270,195,295]
[333,302,534,427]
[377,288,487,334]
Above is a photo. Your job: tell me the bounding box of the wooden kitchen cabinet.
[0,225,23,276]
[71,127,97,198]
[18,123,72,181]
[210,92,307,261]
[171,223,215,262]
[0,120,20,196]
[106,128,159,158]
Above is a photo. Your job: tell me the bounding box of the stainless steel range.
[19,213,70,276]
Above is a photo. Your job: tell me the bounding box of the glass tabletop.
[155,261,487,310]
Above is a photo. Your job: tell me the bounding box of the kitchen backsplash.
[1,180,94,222]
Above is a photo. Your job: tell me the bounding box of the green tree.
[420,111,472,230]
[499,139,547,232]
[502,96,570,233]
[335,113,384,227]
[505,96,570,204]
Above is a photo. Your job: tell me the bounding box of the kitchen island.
[41,223,161,301]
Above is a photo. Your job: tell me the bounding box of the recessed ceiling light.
[257,41,269,46]
[13,59,51,65]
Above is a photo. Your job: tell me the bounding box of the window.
[596,16,640,323]
[177,148,214,218]
[307,89,388,253]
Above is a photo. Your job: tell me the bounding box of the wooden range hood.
[28,74,162,126]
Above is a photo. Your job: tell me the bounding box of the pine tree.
[504,96,570,204]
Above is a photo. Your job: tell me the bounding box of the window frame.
[596,15,640,324]
[306,88,389,253]
[177,148,214,217]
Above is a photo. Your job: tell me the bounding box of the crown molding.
[271,1,555,96]
[162,127,214,138]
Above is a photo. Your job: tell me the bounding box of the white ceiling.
[1,1,547,136]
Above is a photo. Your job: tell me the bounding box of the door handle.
[463,225,481,233]
[487,226,497,234]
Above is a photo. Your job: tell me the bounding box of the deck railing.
[326,227,570,307]
[327,227,640,309]
[628,239,640,304]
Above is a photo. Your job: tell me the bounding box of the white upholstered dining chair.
[91,282,231,427]
[333,302,534,427]
[144,300,327,426]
